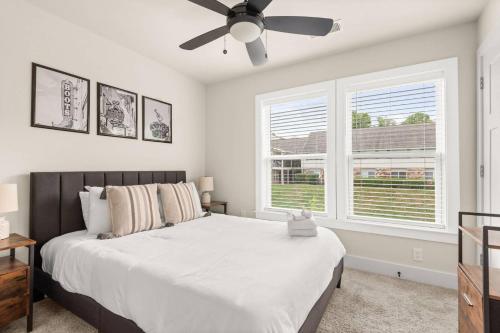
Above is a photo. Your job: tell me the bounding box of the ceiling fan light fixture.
[230,21,262,43]
[180,0,338,67]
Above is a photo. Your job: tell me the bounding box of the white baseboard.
[344,255,457,290]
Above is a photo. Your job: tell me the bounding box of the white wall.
[206,23,477,274]
[479,0,500,45]
[0,0,206,256]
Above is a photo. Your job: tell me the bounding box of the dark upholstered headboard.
[29,171,186,268]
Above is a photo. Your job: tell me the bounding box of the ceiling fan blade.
[265,16,333,36]
[180,26,229,50]
[246,37,268,66]
[247,0,273,12]
[187,0,231,16]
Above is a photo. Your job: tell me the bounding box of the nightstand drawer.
[0,295,28,327]
[0,268,28,327]
[458,267,483,333]
[0,269,28,297]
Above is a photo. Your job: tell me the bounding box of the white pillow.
[86,186,111,235]
[79,191,90,229]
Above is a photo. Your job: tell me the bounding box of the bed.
[30,171,345,333]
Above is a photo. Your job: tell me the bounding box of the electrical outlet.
[413,248,424,262]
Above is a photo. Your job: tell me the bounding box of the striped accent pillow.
[106,184,162,236]
[158,182,203,224]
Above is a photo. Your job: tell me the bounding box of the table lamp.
[198,177,214,205]
[0,184,18,240]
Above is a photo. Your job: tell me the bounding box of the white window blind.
[346,81,445,225]
[265,95,328,212]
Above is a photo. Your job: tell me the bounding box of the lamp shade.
[0,184,18,213]
[198,177,214,192]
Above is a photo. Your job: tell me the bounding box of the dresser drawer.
[459,267,483,333]
[0,268,28,327]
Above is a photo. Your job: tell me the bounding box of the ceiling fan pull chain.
[223,35,228,55]
[265,30,268,59]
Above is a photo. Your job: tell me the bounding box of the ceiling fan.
[179,0,337,66]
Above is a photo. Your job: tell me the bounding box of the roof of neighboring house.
[271,123,436,155]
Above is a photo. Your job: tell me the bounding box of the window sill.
[256,210,458,244]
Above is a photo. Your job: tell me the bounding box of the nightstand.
[0,234,36,332]
[202,201,228,214]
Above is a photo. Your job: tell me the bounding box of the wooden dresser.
[458,212,500,333]
[0,234,36,332]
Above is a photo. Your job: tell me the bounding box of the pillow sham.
[158,182,203,224]
[87,186,112,235]
[79,191,90,229]
[106,184,162,237]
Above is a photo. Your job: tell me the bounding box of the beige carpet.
[318,269,457,333]
[2,269,457,333]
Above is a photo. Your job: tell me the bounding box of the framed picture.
[31,63,90,134]
[142,96,172,143]
[97,83,138,139]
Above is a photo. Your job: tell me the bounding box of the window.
[390,171,408,179]
[256,82,333,214]
[272,159,302,184]
[256,59,459,241]
[346,81,443,225]
[267,96,327,211]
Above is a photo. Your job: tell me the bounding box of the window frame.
[336,58,459,238]
[342,78,445,229]
[255,81,336,217]
[255,58,459,244]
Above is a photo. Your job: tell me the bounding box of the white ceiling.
[28,0,486,84]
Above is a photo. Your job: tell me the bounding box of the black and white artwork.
[31,63,90,133]
[97,83,138,139]
[142,96,172,143]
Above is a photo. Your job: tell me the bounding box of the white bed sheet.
[41,214,345,333]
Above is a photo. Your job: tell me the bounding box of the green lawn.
[272,181,435,223]
[353,185,435,223]
[272,184,325,212]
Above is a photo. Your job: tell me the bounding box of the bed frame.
[29,171,343,333]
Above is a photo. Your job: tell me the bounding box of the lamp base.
[0,217,9,240]
[201,192,211,205]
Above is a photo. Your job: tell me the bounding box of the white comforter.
[41,214,345,333]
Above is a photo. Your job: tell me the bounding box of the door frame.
[477,51,484,216]
[477,27,500,218]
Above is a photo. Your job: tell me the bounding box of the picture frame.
[31,63,90,134]
[97,82,138,139]
[142,96,172,144]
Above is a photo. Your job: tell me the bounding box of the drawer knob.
[462,293,474,307]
